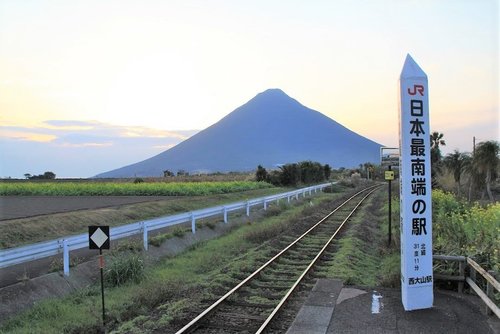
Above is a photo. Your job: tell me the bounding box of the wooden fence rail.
[433,255,499,318]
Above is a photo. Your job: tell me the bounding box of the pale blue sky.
[0,0,498,177]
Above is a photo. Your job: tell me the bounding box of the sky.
[0,0,498,178]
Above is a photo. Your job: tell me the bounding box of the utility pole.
[473,136,476,156]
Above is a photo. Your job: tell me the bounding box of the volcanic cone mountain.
[96,89,382,177]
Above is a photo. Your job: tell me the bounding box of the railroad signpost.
[399,54,433,310]
[380,147,399,247]
[89,226,110,327]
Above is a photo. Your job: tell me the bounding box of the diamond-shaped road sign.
[89,226,110,249]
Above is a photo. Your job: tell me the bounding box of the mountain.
[95,89,382,177]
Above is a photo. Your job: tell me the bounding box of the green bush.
[105,254,145,287]
[432,190,499,271]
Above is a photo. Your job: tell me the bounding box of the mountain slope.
[95,89,382,177]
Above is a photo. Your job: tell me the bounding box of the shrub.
[432,190,499,271]
[255,165,268,182]
[105,253,145,287]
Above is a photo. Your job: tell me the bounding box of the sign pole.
[99,248,105,327]
[399,54,433,310]
[388,165,392,246]
[88,225,110,328]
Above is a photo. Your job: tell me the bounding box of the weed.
[204,221,217,229]
[49,256,84,273]
[172,227,187,238]
[105,253,145,287]
[16,269,30,283]
[149,233,174,247]
[263,205,283,217]
[111,240,143,254]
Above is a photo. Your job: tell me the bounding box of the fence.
[0,183,333,276]
[434,255,499,318]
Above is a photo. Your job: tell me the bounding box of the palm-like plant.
[430,131,446,188]
[430,131,446,150]
[430,131,446,163]
[473,141,499,201]
[443,150,471,197]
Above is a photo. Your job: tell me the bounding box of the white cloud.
[0,120,199,178]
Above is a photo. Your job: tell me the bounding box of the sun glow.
[105,53,216,130]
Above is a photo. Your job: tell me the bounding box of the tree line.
[24,171,56,180]
[255,161,331,186]
[430,132,498,202]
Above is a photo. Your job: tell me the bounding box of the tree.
[43,171,56,179]
[279,163,301,186]
[29,171,56,179]
[255,165,268,182]
[298,161,325,184]
[473,140,499,201]
[430,131,446,187]
[163,170,174,177]
[24,173,31,179]
[324,164,332,180]
[430,131,446,156]
[443,150,470,197]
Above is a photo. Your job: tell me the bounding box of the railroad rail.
[175,184,381,333]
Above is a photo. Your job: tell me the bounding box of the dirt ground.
[0,196,172,221]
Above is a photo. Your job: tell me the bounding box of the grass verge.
[325,187,401,287]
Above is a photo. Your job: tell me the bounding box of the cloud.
[0,120,199,178]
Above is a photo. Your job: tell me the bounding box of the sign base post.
[99,249,105,327]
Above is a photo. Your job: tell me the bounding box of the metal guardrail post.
[264,200,267,211]
[246,201,250,216]
[63,239,69,276]
[287,195,290,203]
[143,223,148,251]
[295,193,299,200]
[191,213,196,233]
[223,207,228,223]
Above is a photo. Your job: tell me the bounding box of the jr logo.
[408,85,425,96]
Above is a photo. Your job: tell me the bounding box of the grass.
[0,181,272,196]
[0,187,286,248]
[325,187,401,287]
[0,193,335,333]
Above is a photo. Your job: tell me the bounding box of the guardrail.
[434,255,499,318]
[0,183,333,276]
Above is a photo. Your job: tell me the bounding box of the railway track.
[175,185,382,334]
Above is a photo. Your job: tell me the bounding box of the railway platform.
[287,279,499,334]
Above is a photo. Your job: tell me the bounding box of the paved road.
[0,196,172,221]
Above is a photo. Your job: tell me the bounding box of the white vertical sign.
[399,54,433,310]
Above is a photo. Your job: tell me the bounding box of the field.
[0,181,272,196]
